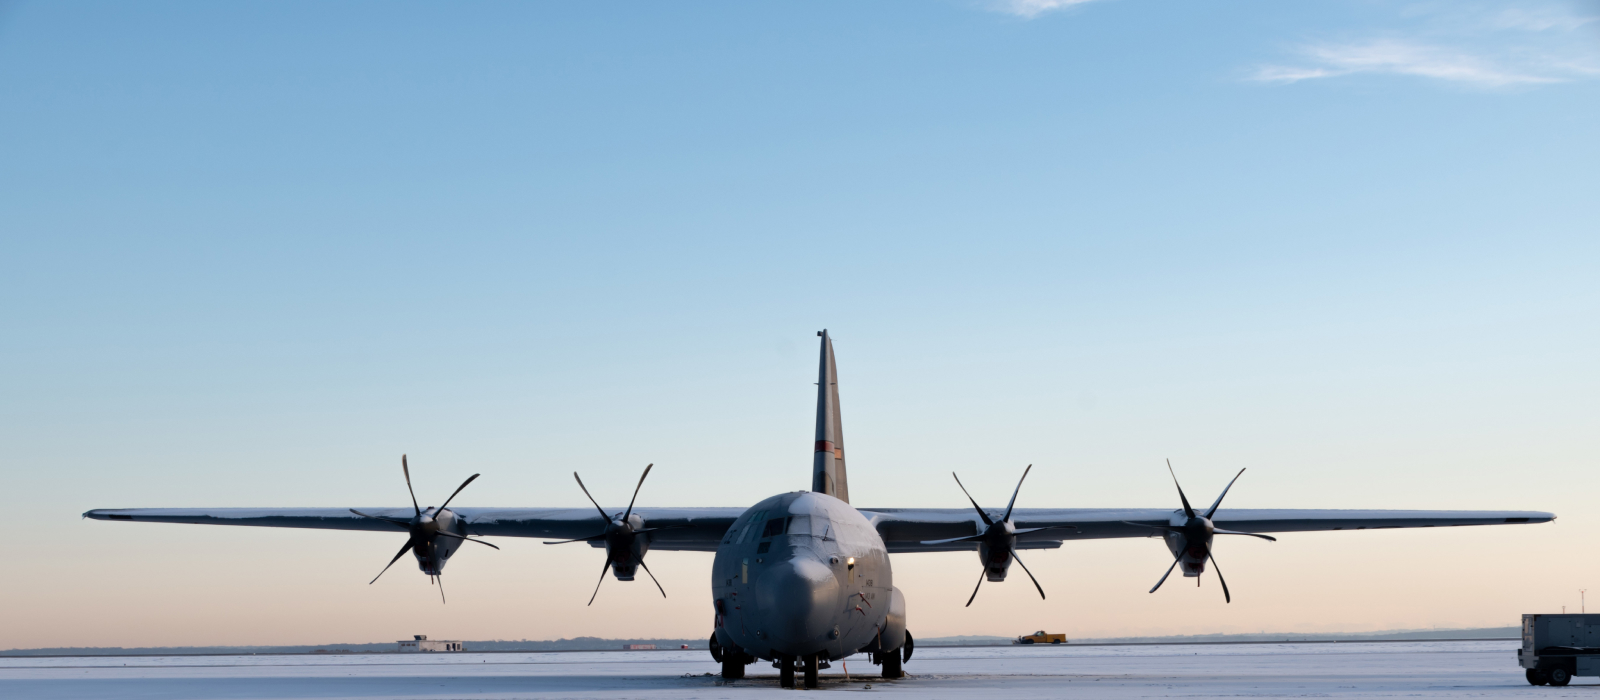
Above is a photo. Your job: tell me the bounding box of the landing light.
[846,557,855,570]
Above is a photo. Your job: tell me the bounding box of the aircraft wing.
[82,507,744,552]
[861,507,1556,553]
[84,505,1554,554]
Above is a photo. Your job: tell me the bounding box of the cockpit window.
[786,515,811,536]
[761,516,786,539]
[726,509,768,544]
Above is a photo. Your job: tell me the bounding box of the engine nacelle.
[1163,527,1211,578]
[412,507,466,576]
[976,541,1015,582]
[591,512,653,581]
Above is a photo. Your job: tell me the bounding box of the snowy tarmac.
[2,640,1590,699]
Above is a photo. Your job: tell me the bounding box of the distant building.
[623,644,656,650]
[398,635,464,652]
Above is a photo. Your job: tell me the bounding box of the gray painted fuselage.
[712,491,904,662]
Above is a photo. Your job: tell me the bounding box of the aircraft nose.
[755,557,840,644]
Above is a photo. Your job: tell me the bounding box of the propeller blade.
[1166,459,1195,519]
[573,472,611,523]
[1010,548,1046,601]
[1202,468,1247,519]
[402,455,421,517]
[348,509,412,530]
[919,534,990,546]
[1209,552,1231,603]
[436,473,481,513]
[542,534,610,545]
[587,559,612,606]
[964,567,985,607]
[638,558,667,598]
[431,530,500,549]
[1002,464,1032,524]
[1149,551,1182,594]
[370,540,415,585]
[951,473,995,527]
[623,463,653,523]
[1213,528,1276,542]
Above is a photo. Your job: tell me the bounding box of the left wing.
[83,507,743,552]
[863,507,1555,553]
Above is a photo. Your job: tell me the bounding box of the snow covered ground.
[1,639,1585,699]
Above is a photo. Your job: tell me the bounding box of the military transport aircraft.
[87,330,1555,688]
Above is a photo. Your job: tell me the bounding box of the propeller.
[1132,460,1274,603]
[544,463,671,605]
[919,465,1074,607]
[348,454,498,601]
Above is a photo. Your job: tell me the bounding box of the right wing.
[862,507,1556,553]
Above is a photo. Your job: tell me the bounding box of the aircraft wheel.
[721,656,745,680]
[1549,667,1572,687]
[882,650,903,679]
[1527,668,1548,686]
[803,654,820,688]
[779,657,795,688]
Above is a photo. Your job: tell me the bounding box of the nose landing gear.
[778,656,795,688]
[776,654,823,688]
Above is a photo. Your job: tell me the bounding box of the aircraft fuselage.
[711,491,905,663]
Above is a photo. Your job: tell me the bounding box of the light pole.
[1582,590,1587,615]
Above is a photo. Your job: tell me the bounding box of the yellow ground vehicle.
[1015,631,1067,645]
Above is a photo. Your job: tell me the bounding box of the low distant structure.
[398,635,464,652]
[623,644,656,650]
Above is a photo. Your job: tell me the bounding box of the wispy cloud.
[1252,1,1600,87]
[991,0,1101,20]
[1253,40,1565,86]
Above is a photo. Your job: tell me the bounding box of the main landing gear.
[710,633,750,680]
[881,649,902,679]
[873,630,913,679]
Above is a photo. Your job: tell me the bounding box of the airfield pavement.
[2,639,1593,699]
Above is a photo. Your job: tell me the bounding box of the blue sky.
[2,1,1597,647]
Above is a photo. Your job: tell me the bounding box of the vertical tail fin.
[812,330,849,503]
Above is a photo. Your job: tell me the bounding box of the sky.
[1,0,1597,650]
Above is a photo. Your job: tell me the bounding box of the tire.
[1549,667,1572,687]
[882,650,903,679]
[1052,640,1062,644]
[779,657,795,688]
[1527,668,1548,686]
[803,654,820,689]
[720,656,744,680]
